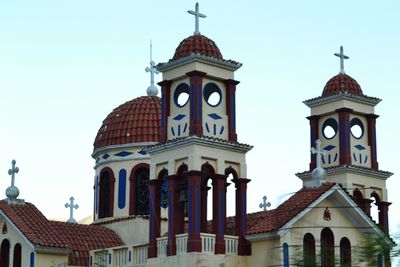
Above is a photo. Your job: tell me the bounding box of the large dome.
[322,73,363,97]
[93,96,161,150]
[172,34,223,60]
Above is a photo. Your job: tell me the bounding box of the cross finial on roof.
[145,40,159,96]
[6,159,22,204]
[65,196,79,223]
[188,2,206,35]
[309,139,326,187]
[259,195,271,211]
[334,46,349,74]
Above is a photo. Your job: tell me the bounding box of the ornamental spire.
[334,46,349,74]
[308,139,326,188]
[6,159,24,204]
[188,2,206,35]
[145,40,159,96]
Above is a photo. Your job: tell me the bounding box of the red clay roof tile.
[173,35,223,60]
[322,73,363,97]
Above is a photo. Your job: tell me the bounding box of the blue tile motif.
[208,113,222,120]
[102,154,110,160]
[114,151,133,157]
[323,145,336,151]
[173,114,186,121]
[96,158,100,163]
[354,144,366,150]
[205,123,210,133]
[138,149,147,155]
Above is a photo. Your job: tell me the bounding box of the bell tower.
[146,3,252,261]
[297,46,393,234]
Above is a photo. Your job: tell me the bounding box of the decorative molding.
[296,165,393,180]
[92,142,158,159]
[303,92,381,108]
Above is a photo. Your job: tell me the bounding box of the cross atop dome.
[145,40,159,96]
[334,46,349,74]
[188,2,206,35]
[6,159,24,204]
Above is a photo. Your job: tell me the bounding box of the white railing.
[157,236,168,257]
[176,233,188,254]
[200,233,215,254]
[224,235,238,255]
[90,243,148,267]
[132,244,148,267]
[114,247,128,266]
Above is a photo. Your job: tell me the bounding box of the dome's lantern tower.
[297,46,393,234]
[146,3,252,260]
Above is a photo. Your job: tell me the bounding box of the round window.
[203,83,222,107]
[350,118,364,139]
[174,83,190,108]
[322,118,338,139]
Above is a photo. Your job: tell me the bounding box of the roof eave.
[303,92,381,108]
[296,165,393,180]
[35,245,70,255]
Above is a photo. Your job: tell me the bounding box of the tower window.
[203,83,222,107]
[134,168,150,215]
[174,83,190,107]
[322,118,338,139]
[350,118,364,139]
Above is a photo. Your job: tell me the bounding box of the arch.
[303,233,316,267]
[176,163,188,176]
[340,237,351,267]
[225,166,238,180]
[353,188,364,207]
[0,239,10,267]
[201,163,216,229]
[129,163,150,215]
[13,243,22,267]
[321,227,334,267]
[98,167,115,218]
[370,191,381,223]
[158,169,169,209]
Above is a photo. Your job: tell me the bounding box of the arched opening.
[176,163,188,235]
[201,163,215,230]
[353,188,364,208]
[13,243,22,267]
[0,239,10,267]
[303,233,316,267]
[340,237,351,267]
[98,168,115,218]
[370,191,381,224]
[158,169,169,209]
[225,167,238,217]
[134,167,150,215]
[321,227,334,267]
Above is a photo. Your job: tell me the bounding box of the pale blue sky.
[1,1,399,234]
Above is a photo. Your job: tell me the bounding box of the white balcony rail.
[133,244,148,267]
[114,247,128,266]
[156,236,168,257]
[224,235,238,255]
[176,233,188,254]
[200,233,215,254]
[90,243,148,267]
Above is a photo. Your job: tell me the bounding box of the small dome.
[94,96,161,150]
[173,35,223,60]
[322,73,363,97]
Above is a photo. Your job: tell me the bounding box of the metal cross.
[65,196,79,223]
[311,139,326,170]
[187,2,206,35]
[145,40,159,96]
[334,46,349,74]
[8,160,19,187]
[259,195,271,211]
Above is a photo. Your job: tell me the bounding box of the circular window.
[174,83,190,107]
[350,118,364,139]
[322,118,338,139]
[203,83,222,107]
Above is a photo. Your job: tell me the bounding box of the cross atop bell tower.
[187,2,206,35]
[334,46,349,74]
[6,159,24,205]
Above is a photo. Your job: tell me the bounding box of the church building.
[0,3,394,267]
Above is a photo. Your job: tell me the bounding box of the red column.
[186,171,202,252]
[224,79,240,142]
[378,201,391,234]
[186,71,206,136]
[148,179,161,258]
[166,175,180,256]
[235,178,251,256]
[336,108,353,165]
[362,198,373,217]
[158,80,172,143]
[213,174,227,254]
[307,115,320,170]
[366,114,379,170]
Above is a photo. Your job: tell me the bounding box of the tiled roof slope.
[173,35,223,60]
[322,73,363,97]
[93,96,161,150]
[0,201,124,266]
[225,183,335,235]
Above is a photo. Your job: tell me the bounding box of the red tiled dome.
[173,34,223,60]
[322,73,363,97]
[94,96,161,150]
